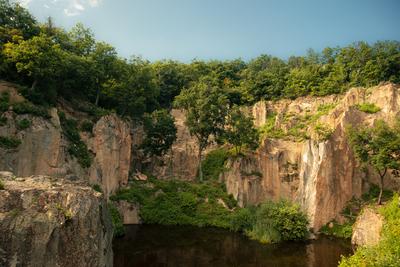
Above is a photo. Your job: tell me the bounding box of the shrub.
[0,179,4,190]
[246,200,309,243]
[13,102,51,118]
[314,122,333,141]
[59,112,92,168]
[108,203,124,237]
[0,116,7,126]
[80,120,94,133]
[92,184,103,193]
[339,195,400,267]
[0,92,10,112]
[355,102,381,114]
[0,136,21,149]
[16,118,31,130]
[201,149,229,181]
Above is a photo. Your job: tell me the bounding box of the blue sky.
[16,0,400,62]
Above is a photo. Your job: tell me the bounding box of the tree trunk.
[31,79,38,91]
[95,88,100,106]
[377,168,387,205]
[198,146,203,182]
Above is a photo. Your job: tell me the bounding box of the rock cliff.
[0,172,113,267]
[0,82,131,197]
[351,207,383,247]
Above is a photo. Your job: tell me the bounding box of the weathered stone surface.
[89,114,132,198]
[222,83,400,230]
[352,207,383,247]
[0,172,113,267]
[116,200,141,224]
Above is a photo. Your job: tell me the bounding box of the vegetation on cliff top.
[339,194,400,267]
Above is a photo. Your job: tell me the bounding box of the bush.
[92,184,103,193]
[0,179,4,190]
[59,112,92,168]
[16,118,31,130]
[0,116,7,126]
[80,120,94,133]
[339,195,400,267]
[246,200,309,243]
[13,102,51,118]
[0,92,10,112]
[356,102,381,114]
[0,136,21,149]
[314,122,333,141]
[108,203,124,237]
[201,149,229,181]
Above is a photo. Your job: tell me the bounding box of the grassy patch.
[201,148,229,181]
[314,122,333,141]
[0,136,21,149]
[355,102,381,114]
[59,112,92,168]
[339,194,400,267]
[320,221,353,239]
[108,202,124,237]
[16,118,31,130]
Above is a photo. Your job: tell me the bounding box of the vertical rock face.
[0,172,113,267]
[222,83,400,230]
[0,85,132,198]
[351,208,383,247]
[89,114,132,198]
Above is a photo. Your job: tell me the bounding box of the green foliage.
[80,120,94,133]
[16,118,30,130]
[339,195,400,267]
[314,122,333,141]
[356,102,382,114]
[0,92,10,112]
[0,135,21,149]
[59,112,92,168]
[12,101,50,118]
[201,148,229,181]
[320,221,353,239]
[141,109,177,157]
[347,120,400,204]
[0,179,4,190]
[246,200,309,243]
[107,202,124,237]
[223,106,259,154]
[0,116,6,126]
[92,184,103,193]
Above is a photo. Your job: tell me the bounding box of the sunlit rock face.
[351,207,383,247]
[222,83,400,230]
[0,172,113,267]
[0,84,131,198]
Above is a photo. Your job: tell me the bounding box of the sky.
[14,0,400,62]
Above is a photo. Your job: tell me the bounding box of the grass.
[59,112,92,168]
[0,136,21,149]
[314,122,333,141]
[13,102,51,119]
[108,202,124,237]
[320,221,353,239]
[356,102,381,114]
[339,194,400,267]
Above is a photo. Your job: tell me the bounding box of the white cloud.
[44,3,50,8]
[88,0,101,7]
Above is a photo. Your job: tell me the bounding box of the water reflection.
[113,225,352,267]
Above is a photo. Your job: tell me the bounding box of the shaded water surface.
[113,225,352,267]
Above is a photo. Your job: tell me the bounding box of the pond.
[113,225,352,267]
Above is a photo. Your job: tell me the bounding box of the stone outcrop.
[351,207,383,247]
[88,114,132,198]
[0,172,113,267]
[115,201,141,224]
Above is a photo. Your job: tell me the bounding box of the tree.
[347,120,400,204]
[224,106,259,155]
[141,109,177,157]
[3,33,63,91]
[174,79,228,181]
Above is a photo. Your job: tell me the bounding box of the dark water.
[113,225,352,267]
